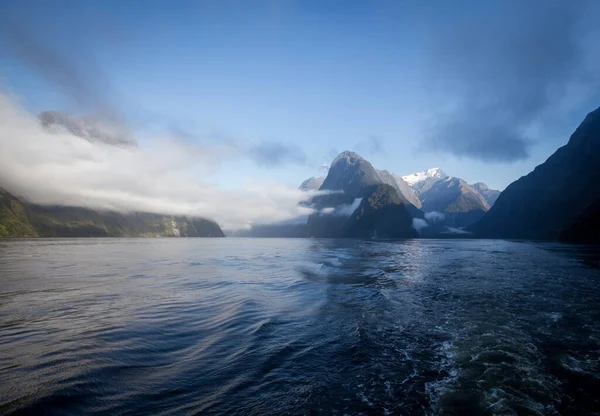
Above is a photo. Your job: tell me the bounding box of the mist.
[320,198,363,217]
[412,218,428,233]
[0,93,314,230]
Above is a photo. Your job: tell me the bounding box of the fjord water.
[1,239,599,415]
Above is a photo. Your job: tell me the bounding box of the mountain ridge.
[470,105,600,240]
[398,168,499,227]
[0,188,225,238]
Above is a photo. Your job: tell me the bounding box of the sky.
[0,0,599,227]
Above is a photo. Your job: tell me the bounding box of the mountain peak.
[402,167,448,186]
[330,150,365,167]
[321,151,379,195]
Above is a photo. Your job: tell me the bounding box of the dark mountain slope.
[471,105,600,240]
[560,198,600,244]
[342,184,417,238]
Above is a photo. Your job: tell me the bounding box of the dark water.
[1,239,600,415]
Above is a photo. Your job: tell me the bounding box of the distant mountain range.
[301,164,501,229]
[3,104,600,242]
[399,168,499,227]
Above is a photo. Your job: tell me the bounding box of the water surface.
[1,238,599,415]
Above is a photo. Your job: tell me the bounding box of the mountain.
[342,184,417,238]
[392,174,423,209]
[0,188,38,237]
[401,168,500,227]
[319,151,382,194]
[377,170,422,209]
[0,188,224,238]
[470,105,600,240]
[402,168,448,195]
[299,176,325,191]
[401,169,490,227]
[559,199,600,244]
[299,161,421,212]
[39,111,137,147]
[306,151,417,238]
[471,183,501,206]
[420,177,490,227]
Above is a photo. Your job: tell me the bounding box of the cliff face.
[471,105,600,240]
[342,184,417,239]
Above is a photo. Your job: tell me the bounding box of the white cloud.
[0,92,316,230]
[318,198,362,217]
[337,198,362,216]
[424,211,446,223]
[412,218,428,232]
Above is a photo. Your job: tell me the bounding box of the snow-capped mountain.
[402,168,447,187]
[401,167,501,227]
[401,168,449,196]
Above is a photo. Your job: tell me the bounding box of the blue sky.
[1,0,599,191]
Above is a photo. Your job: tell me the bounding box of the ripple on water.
[0,239,599,415]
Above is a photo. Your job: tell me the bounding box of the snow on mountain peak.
[401,168,447,186]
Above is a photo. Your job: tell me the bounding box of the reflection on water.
[0,238,599,415]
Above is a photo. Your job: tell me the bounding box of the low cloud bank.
[413,211,473,236]
[0,93,315,230]
[424,211,446,223]
[413,211,445,233]
[320,198,362,217]
[412,218,429,233]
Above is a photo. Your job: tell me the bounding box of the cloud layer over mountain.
[0,93,314,229]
